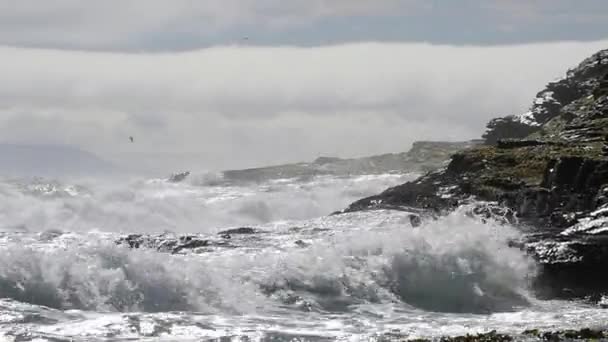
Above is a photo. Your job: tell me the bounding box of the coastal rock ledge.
[341,49,608,301]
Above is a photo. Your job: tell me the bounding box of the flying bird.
[129,136,134,143]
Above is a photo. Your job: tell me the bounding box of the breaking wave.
[0,208,534,315]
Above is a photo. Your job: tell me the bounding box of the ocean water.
[0,173,605,341]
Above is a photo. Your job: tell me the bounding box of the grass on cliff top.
[461,142,604,186]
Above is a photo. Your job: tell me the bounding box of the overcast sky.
[0,1,607,173]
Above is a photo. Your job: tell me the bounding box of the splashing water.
[0,173,415,233]
[0,174,605,341]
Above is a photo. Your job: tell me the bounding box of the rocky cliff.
[483,50,608,144]
[342,49,608,301]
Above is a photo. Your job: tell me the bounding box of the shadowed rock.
[116,233,230,254]
[217,227,258,235]
[167,171,190,183]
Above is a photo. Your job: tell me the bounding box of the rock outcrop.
[342,49,608,301]
[483,49,608,144]
[167,171,191,183]
[115,227,264,254]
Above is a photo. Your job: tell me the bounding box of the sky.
[0,1,607,173]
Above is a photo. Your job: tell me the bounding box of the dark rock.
[117,234,144,249]
[116,233,227,254]
[388,328,608,341]
[496,139,548,149]
[342,170,459,214]
[541,329,606,341]
[548,211,578,228]
[408,214,422,227]
[527,234,608,300]
[294,240,309,247]
[172,238,208,254]
[217,227,258,235]
[468,203,517,225]
[483,117,539,145]
[167,171,190,183]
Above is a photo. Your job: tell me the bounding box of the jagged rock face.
[343,49,608,301]
[483,49,608,145]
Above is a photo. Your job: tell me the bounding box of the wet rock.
[496,139,548,149]
[37,229,64,241]
[388,328,608,342]
[468,203,517,225]
[341,170,459,214]
[527,235,608,300]
[540,328,606,341]
[171,237,209,254]
[118,234,144,249]
[294,240,309,247]
[116,233,228,254]
[408,214,422,227]
[217,227,258,235]
[167,171,190,183]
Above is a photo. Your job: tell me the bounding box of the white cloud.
[0,40,606,173]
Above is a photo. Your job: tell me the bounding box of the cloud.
[0,1,606,49]
[0,40,607,172]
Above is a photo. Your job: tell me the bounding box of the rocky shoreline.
[339,49,608,302]
[382,328,607,342]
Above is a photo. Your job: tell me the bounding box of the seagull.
[129,136,134,143]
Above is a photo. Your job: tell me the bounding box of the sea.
[0,171,606,341]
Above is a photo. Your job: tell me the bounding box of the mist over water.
[0,173,605,341]
[0,173,415,233]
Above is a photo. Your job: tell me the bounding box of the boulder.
[168,171,190,183]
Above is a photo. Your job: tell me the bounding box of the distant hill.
[221,140,480,183]
[0,144,117,177]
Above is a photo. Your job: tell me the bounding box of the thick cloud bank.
[1,40,607,172]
